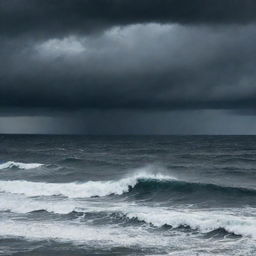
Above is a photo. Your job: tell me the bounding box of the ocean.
[0,135,255,255]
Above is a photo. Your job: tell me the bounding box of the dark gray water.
[0,135,255,255]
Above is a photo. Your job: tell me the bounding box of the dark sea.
[0,135,255,256]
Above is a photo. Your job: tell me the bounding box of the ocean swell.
[0,172,255,199]
[0,172,174,198]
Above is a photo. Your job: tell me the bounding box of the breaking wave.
[0,171,255,199]
[0,202,255,239]
[0,172,174,197]
[122,208,256,239]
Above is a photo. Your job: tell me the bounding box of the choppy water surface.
[0,135,256,255]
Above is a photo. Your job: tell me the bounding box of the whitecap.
[0,161,43,170]
[0,169,175,198]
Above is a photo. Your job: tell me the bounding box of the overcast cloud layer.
[1,0,256,133]
[1,0,256,38]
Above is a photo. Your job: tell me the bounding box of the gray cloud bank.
[1,24,256,113]
[1,1,256,133]
[1,0,256,38]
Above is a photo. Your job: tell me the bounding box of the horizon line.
[1,133,256,136]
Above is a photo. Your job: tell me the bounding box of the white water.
[123,206,256,239]
[0,218,253,255]
[0,193,81,214]
[0,220,166,247]
[1,191,255,239]
[0,171,175,198]
[0,161,43,170]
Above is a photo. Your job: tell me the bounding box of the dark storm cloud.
[1,0,256,135]
[1,0,256,38]
[0,24,256,114]
[0,1,256,135]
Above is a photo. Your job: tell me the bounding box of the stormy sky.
[1,0,256,134]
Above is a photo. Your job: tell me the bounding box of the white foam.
[0,193,80,214]
[0,161,43,170]
[0,210,254,254]
[0,220,172,248]
[0,169,175,198]
[123,206,256,239]
[1,191,255,239]
[3,217,251,254]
